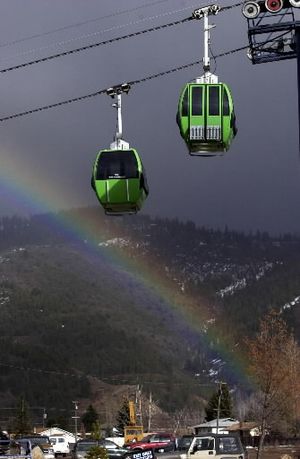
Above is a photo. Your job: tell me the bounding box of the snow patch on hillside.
[98,238,130,248]
[281,295,300,311]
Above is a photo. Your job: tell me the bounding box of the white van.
[49,437,70,457]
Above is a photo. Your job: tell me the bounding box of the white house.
[192,418,239,434]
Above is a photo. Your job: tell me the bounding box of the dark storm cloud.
[0,0,300,234]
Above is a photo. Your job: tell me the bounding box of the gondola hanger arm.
[192,4,220,19]
[106,83,131,98]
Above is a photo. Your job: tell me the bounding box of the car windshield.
[101,441,118,449]
[178,437,193,448]
[22,438,50,446]
[77,443,97,452]
[218,436,240,453]
[193,438,214,451]
[140,436,152,442]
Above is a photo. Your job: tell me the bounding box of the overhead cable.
[0,2,243,75]
[0,17,193,74]
[221,1,243,11]
[0,44,249,122]
[1,3,202,64]
[0,0,174,49]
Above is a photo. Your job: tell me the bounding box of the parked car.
[49,436,70,457]
[0,439,10,456]
[125,433,176,453]
[177,435,194,452]
[0,439,45,459]
[185,433,247,459]
[17,436,55,459]
[73,439,132,459]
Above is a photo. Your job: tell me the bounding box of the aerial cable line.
[0,0,175,49]
[0,44,250,123]
[3,31,284,123]
[1,3,203,65]
[0,2,243,75]
[0,17,193,74]
[0,87,108,121]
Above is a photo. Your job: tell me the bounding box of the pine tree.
[116,399,130,433]
[205,383,232,422]
[81,405,99,433]
[85,445,108,459]
[14,397,31,434]
[91,420,102,441]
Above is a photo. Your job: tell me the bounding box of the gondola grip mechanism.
[192,5,220,19]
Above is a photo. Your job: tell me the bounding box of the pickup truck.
[181,433,247,459]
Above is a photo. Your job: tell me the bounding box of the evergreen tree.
[116,399,130,433]
[14,397,31,434]
[91,420,102,441]
[205,383,232,421]
[85,445,108,459]
[81,405,99,433]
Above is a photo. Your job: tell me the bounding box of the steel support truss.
[246,7,298,63]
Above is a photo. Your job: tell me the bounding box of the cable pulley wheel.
[242,1,261,18]
[289,0,300,7]
[265,0,284,12]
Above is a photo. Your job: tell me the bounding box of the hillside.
[0,208,299,429]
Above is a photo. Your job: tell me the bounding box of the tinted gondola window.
[223,88,230,116]
[192,86,203,116]
[97,150,138,180]
[209,86,220,116]
[182,87,189,116]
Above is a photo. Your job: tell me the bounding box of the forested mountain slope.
[0,208,299,422]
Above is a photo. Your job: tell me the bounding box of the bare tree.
[246,310,300,459]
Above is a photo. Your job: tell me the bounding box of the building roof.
[40,428,75,438]
[192,418,238,429]
[227,422,259,432]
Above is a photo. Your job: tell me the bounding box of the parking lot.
[246,446,300,459]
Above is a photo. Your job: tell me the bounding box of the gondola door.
[205,84,222,143]
[189,84,205,145]
[188,84,223,153]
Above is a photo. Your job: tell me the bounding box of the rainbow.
[0,151,251,389]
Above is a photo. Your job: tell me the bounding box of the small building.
[192,418,239,435]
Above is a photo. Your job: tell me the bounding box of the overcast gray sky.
[0,0,299,234]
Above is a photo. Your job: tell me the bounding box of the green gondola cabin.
[91,148,149,215]
[177,81,237,156]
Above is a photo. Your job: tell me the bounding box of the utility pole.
[215,382,227,434]
[72,401,79,443]
[42,408,47,429]
[216,383,222,434]
[147,392,152,433]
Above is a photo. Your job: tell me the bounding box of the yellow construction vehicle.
[124,401,144,444]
